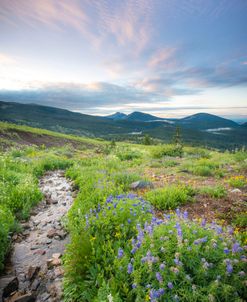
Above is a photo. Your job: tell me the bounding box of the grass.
[227,175,247,188]
[198,185,227,198]
[145,185,195,210]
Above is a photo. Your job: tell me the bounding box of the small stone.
[27,266,40,281]
[30,245,40,250]
[46,239,52,245]
[51,200,58,205]
[33,249,46,255]
[31,279,40,291]
[33,220,40,226]
[47,229,57,238]
[54,267,64,278]
[52,253,61,259]
[230,188,241,193]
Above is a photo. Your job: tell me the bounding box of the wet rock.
[27,266,40,281]
[130,180,154,190]
[12,293,36,302]
[33,249,46,256]
[0,276,18,299]
[31,279,40,291]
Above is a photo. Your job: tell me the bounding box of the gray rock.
[130,180,154,190]
[0,276,18,299]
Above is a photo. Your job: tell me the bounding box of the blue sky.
[0,0,247,120]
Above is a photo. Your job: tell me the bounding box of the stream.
[0,170,74,302]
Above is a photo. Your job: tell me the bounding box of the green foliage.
[113,172,141,192]
[184,147,211,159]
[227,176,247,188]
[233,213,247,228]
[151,144,183,159]
[0,205,14,270]
[145,185,195,210]
[198,185,227,198]
[116,147,142,161]
[183,159,223,177]
[63,195,152,301]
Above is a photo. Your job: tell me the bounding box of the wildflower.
[117,248,124,258]
[160,263,165,270]
[107,293,113,302]
[128,219,131,224]
[127,263,133,274]
[183,211,188,219]
[232,242,242,253]
[156,272,163,283]
[168,282,173,289]
[226,262,233,274]
[201,218,206,227]
[223,248,229,254]
[132,283,137,289]
[175,208,180,217]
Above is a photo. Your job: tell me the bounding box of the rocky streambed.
[0,171,75,302]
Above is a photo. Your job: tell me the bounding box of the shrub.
[145,185,195,210]
[113,172,141,192]
[183,159,221,177]
[233,213,247,228]
[152,144,183,159]
[184,147,211,159]
[116,148,142,161]
[227,176,247,188]
[198,185,227,198]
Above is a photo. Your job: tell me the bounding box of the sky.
[0,0,247,121]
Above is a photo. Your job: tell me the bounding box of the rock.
[30,245,40,250]
[39,292,50,301]
[47,258,61,269]
[31,278,40,291]
[46,239,52,245]
[51,200,58,205]
[0,276,18,299]
[52,253,61,259]
[130,180,154,190]
[33,220,40,226]
[54,267,64,278]
[230,188,241,193]
[33,249,46,255]
[27,266,40,281]
[47,229,58,238]
[12,293,36,302]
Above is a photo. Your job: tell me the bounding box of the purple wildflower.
[168,282,173,289]
[118,248,124,258]
[127,263,133,274]
[156,272,163,283]
[160,263,165,270]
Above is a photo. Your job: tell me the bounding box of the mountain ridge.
[0,101,246,149]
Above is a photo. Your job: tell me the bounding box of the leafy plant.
[145,185,195,210]
[227,175,247,188]
[198,185,227,198]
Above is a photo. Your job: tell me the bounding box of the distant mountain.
[242,122,247,127]
[106,112,127,120]
[0,101,246,149]
[106,111,173,122]
[177,113,239,130]
[125,111,165,122]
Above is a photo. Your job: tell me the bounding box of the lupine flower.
[232,242,242,253]
[127,263,133,274]
[224,248,229,254]
[132,283,137,289]
[168,282,173,289]
[127,219,131,224]
[160,263,165,270]
[156,272,163,283]
[118,248,124,258]
[183,211,188,219]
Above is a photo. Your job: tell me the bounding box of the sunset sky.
[0,0,247,120]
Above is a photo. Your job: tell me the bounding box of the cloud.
[148,47,177,68]
[0,53,16,65]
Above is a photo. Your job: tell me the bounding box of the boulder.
[130,180,154,190]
